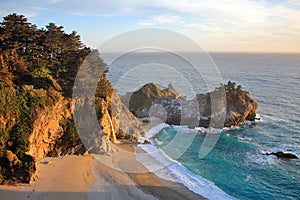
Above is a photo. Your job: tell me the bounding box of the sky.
[1,0,300,52]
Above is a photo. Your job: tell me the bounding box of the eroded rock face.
[27,99,71,160]
[25,78,145,159]
[71,91,144,154]
[224,91,258,127]
[1,74,146,184]
[126,83,258,128]
[111,93,144,139]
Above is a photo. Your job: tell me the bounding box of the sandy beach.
[0,142,205,200]
[0,155,94,200]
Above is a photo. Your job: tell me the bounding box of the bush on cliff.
[0,13,91,184]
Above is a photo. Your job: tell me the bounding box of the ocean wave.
[247,153,278,165]
[137,124,236,200]
[237,135,254,143]
[138,123,170,144]
[194,118,263,135]
[245,119,263,125]
[248,145,300,166]
[194,126,224,134]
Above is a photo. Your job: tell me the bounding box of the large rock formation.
[0,76,144,184]
[126,83,258,128]
[72,92,144,154]
[128,83,179,117]
[0,14,146,185]
[224,90,258,127]
[111,93,145,139]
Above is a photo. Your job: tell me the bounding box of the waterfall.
[107,110,117,143]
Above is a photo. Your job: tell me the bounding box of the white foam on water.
[237,135,254,142]
[194,126,224,134]
[266,144,300,158]
[137,124,236,200]
[247,153,278,165]
[248,144,300,166]
[138,123,169,144]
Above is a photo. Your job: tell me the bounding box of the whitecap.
[137,124,236,200]
[247,153,277,165]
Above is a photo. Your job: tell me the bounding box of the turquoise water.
[156,122,300,200]
[155,53,300,200]
[107,52,300,199]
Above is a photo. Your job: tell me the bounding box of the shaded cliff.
[127,82,258,128]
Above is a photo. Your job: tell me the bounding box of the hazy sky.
[1,0,300,52]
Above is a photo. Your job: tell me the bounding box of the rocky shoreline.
[125,82,258,128]
[0,79,259,185]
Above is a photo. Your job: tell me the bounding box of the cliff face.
[0,14,141,184]
[127,83,258,128]
[112,93,144,139]
[71,75,144,154]
[0,83,68,184]
[27,98,71,160]
[224,90,258,127]
[0,75,144,184]
[72,93,144,154]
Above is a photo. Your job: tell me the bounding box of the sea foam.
[137,124,236,200]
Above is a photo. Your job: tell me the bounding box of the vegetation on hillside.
[0,13,91,94]
[0,13,100,184]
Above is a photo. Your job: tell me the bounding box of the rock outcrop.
[126,83,258,128]
[224,86,258,127]
[72,92,144,154]
[128,83,179,117]
[265,151,299,159]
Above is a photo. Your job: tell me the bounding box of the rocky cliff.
[0,13,146,185]
[0,76,144,184]
[126,82,258,128]
[27,96,71,160]
[72,92,144,154]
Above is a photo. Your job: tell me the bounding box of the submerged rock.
[265,151,299,159]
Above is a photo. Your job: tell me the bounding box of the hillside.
[0,13,143,184]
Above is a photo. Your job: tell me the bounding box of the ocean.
[106,52,300,200]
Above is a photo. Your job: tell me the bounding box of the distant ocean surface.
[106,52,300,200]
